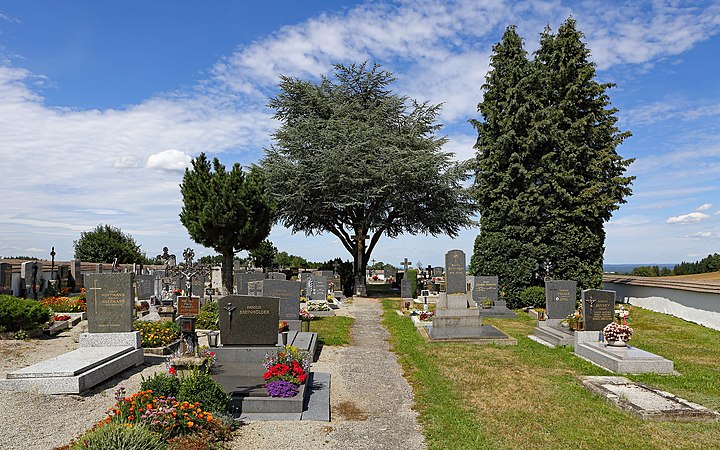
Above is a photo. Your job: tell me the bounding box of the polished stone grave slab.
[574,331,674,374]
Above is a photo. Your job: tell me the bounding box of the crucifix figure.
[400,258,412,272]
[224,302,237,324]
[88,278,102,313]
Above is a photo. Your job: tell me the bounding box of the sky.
[0,0,718,268]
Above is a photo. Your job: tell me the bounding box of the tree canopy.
[74,224,148,263]
[180,153,274,294]
[249,239,278,271]
[262,62,476,295]
[469,19,634,306]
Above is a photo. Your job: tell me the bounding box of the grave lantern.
[178,315,196,333]
[206,330,219,347]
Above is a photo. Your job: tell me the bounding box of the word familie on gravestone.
[218,295,279,346]
[85,273,134,333]
[545,280,577,320]
[582,289,615,332]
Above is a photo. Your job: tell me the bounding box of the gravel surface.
[0,297,425,450]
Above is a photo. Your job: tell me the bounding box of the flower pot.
[606,339,627,347]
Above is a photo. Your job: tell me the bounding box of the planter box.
[143,338,182,355]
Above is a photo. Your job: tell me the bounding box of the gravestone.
[299,272,311,284]
[268,272,286,280]
[248,279,302,328]
[21,261,44,299]
[383,268,397,279]
[545,280,577,320]
[0,262,11,295]
[191,275,205,298]
[136,274,155,300]
[432,267,443,277]
[236,272,264,295]
[85,273,134,333]
[444,250,466,294]
[95,263,102,273]
[472,276,498,306]
[582,289,616,331]
[316,270,334,278]
[309,275,328,300]
[400,279,412,299]
[70,259,82,290]
[211,266,222,290]
[177,296,200,316]
[218,295,279,346]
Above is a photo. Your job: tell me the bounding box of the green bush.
[140,372,180,398]
[517,286,546,309]
[196,301,219,330]
[177,368,229,413]
[0,295,51,332]
[407,269,418,298]
[70,423,168,450]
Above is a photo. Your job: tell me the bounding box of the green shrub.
[70,423,168,450]
[517,286,546,309]
[13,330,28,340]
[0,295,51,332]
[196,301,219,330]
[407,269,418,297]
[141,372,180,398]
[178,368,229,413]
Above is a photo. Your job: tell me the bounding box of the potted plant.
[262,345,311,397]
[536,308,547,321]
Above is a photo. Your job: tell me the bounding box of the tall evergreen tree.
[470,19,634,306]
[180,154,274,295]
[468,26,542,302]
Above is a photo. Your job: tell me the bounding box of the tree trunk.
[221,249,234,297]
[353,247,367,297]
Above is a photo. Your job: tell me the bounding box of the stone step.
[532,325,574,347]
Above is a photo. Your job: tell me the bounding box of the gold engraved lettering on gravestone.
[557,289,569,301]
[238,309,270,315]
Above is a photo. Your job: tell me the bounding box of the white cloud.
[146,149,193,172]
[607,215,652,227]
[696,203,713,211]
[113,155,140,169]
[682,231,719,239]
[666,212,711,224]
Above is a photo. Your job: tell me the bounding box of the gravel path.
[0,297,425,449]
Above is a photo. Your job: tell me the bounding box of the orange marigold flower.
[187,421,194,428]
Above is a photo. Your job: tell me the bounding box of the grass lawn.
[382,298,720,450]
[311,316,355,346]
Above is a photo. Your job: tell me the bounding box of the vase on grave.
[606,339,628,347]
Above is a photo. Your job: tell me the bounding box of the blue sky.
[0,0,718,268]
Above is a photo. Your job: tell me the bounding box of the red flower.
[169,367,177,376]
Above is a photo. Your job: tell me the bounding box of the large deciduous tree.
[180,154,273,295]
[263,62,476,296]
[74,224,147,263]
[470,19,634,306]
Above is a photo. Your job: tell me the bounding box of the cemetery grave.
[530,280,578,347]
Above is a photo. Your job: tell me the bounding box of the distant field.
[658,272,720,282]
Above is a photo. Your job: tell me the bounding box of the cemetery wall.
[604,281,720,331]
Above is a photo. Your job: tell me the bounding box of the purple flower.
[265,380,300,398]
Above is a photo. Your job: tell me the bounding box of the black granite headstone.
[444,250,467,295]
[218,295,279,346]
[472,276,498,306]
[0,262,11,294]
[85,273,134,333]
[545,280,577,319]
[582,289,616,331]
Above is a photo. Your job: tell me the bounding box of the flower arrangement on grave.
[279,321,289,332]
[386,276,395,284]
[326,293,335,303]
[53,314,71,322]
[299,308,314,321]
[307,300,331,311]
[300,295,308,303]
[615,304,632,325]
[134,320,181,348]
[174,288,183,295]
[563,311,583,330]
[419,311,434,321]
[261,345,311,398]
[40,296,86,312]
[603,321,633,343]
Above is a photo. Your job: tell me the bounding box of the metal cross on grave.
[88,278,102,313]
[224,302,237,324]
[400,258,412,271]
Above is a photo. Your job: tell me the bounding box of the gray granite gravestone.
[432,267,443,277]
[85,273,134,333]
[191,275,205,298]
[268,272,286,280]
[136,274,155,300]
[383,268,397,279]
[400,279,412,299]
[545,280,577,320]
[444,250,467,294]
[309,275,328,300]
[472,276,498,306]
[70,259,82,290]
[316,270,334,278]
[0,262,11,295]
[218,295,279,346]
[299,272,311,284]
[248,279,301,324]
[235,272,264,295]
[582,289,616,331]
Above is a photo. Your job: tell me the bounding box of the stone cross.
[400,258,412,271]
[333,260,340,274]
